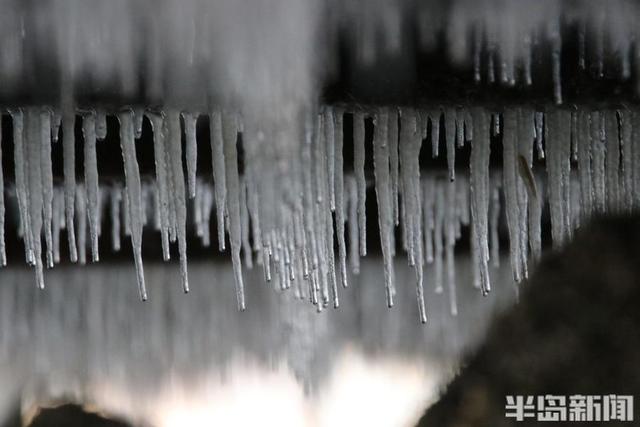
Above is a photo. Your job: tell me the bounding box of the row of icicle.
[0,106,638,322]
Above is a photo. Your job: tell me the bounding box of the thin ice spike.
[222,112,246,311]
[25,109,45,288]
[210,110,227,251]
[353,111,367,256]
[167,110,190,293]
[183,112,198,199]
[372,109,395,307]
[37,110,54,269]
[388,108,400,225]
[470,107,492,295]
[82,113,100,262]
[148,113,171,260]
[334,108,348,288]
[118,110,147,301]
[61,112,78,262]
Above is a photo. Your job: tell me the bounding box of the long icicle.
[503,109,523,282]
[347,177,360,274]
[26,109,45,289]
[210,110,227,251]
[373,109,395,307]
[40,109,54,269]
[118,110,147,301]
[470,107,491,295]
[353,111,367,256]
[222,112,245,311]
[519,108,541,263]
[148,113,171,261]
[182,112,198,199]
[388,108,400,225]
[167,110,190,294]
[82,113,100,262]
[61,112,78,262]
[445,107,456,181]
[334,108,348,288]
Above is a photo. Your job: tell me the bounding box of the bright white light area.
[149,348,439,427]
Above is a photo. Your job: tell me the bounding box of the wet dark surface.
[417,215,640,426]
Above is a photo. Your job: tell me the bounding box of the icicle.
[324,107,336,212]
[148,113,171,261]
[51,111,62,143]
[591,111,606,213]
[353,111,367,256]
[619,109,634,212]
[182,112,198,199]
[334,108,348,288]
[546,108,570,248]
[82,113,100,262]
[373,109,395,307]
[523,34,533,85]
[433,183,444,294]
[605,110,620,212]
[222,112,245,311]
[489,183,500,268]
[52,189,62,264]
[111,185,122,252]
[445,108,456,182]
[578,21,586,70]
[470,107,491,295]
[550,23,562,104]
[24,110,45,287]
[96,110,107,140]
[40,110,54,269]
[210,110,227,251]
[577,110,593,221]
[347,177,360,274]
[535,112,545,159]
[445,181,458,316]
[399,110,415,265]
[240,179,253,270]
[516,108,535,278]
[473,24,482,82]
[0,115,4,267]
[503,110,522,281]
[430,110,440,158]
[76,185,87,265]
[464,110,473,142]
[388,108,400,225]
[409,112,426,322]
[456,109,465,148]
[167,110,190,294]
[518,108,541,263]
[317,113,339,307]
[61,112,77,263]
[492,113,501,136]
[118,110,147,301]
[133,107,144,139]
[11,111,32,264]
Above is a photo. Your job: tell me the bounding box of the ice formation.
[0,105,635,322]
[0,0,638,322]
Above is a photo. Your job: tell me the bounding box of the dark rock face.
[417,215,640,426]
[26,404,133,427]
